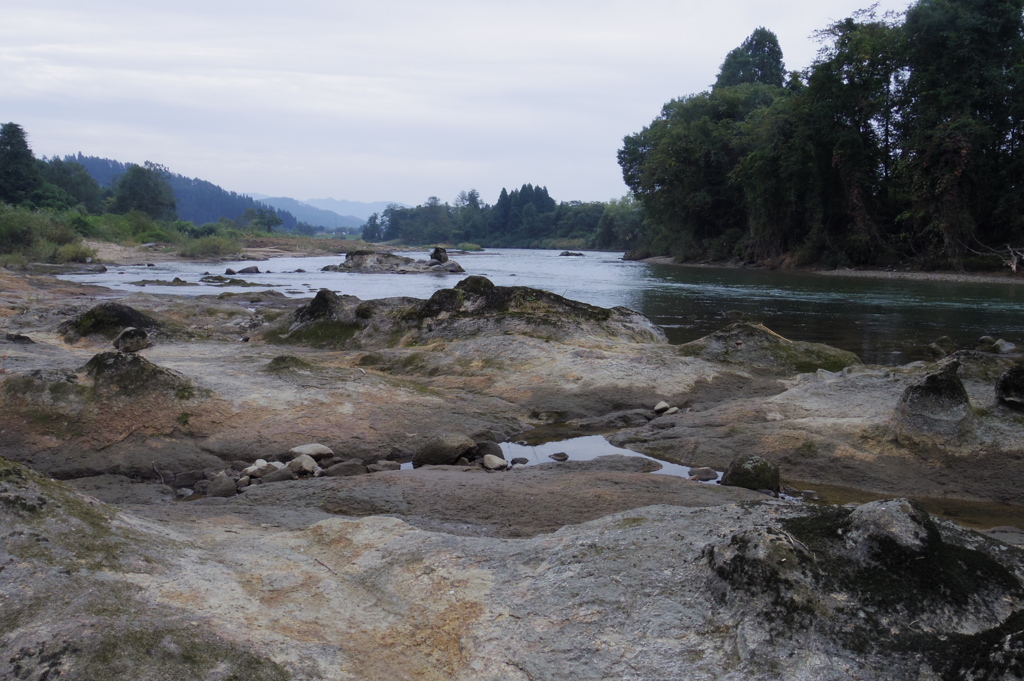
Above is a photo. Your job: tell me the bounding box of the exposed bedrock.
[3,456,1023,681]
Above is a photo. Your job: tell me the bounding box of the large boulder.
[892,361,973,449]
[59,302,160,343]
[82,351,192,396]
[996,365,1024,412]
[676,322,860,374]
[721,453,780,494]
[292,289,346,325]
[413,434,477,467]
[840,499,939,562]
[430,246,449,263]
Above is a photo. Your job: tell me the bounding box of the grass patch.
[265,320,360,348]
[178,235,241,258]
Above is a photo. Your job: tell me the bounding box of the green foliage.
[621,3,1024,269]
[0,203,95,263]
[715,27,786,88]
[112,162,177,220]
[177,235,241,258]
[376,185,622,249]
[37,157,106,213]
[0,122,42,205]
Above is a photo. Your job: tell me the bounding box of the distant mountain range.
[66,153,400,232]
[253,196,364,230]
[305,198,407,221]
[250,195,406,222]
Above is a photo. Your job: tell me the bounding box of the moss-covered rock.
[677,322,860,374]
[59,302,160,343]
[82,351,192,396]
[721,453,780,494]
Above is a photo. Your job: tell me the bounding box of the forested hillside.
[66,153,299,230]
[620,0,1024,271]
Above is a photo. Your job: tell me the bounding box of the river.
[60,248,1024,365]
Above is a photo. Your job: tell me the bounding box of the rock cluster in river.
[321,250,464,274]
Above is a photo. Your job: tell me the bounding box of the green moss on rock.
[60,302,160,342]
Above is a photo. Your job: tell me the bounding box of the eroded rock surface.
[3,457,1023,681]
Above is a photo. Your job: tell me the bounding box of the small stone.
[993,339,1017,354]
[475,441,504,459]
[801,489,819,501]
[173,470,206,488]
[688,466,718,482]
[665,407,680,415]
[454,457,471,467]
[243,459,272,478]
[261,468,298,483]
[367,460,401,472]
[207,475,237,497]
[237,266,260,274]
[482,454,508,470]
[548,452,569,462]
[653,401,671,414]
[414,434,477,467]
[237,476,251,487]
[224,268,236,275]
[288,443,334,460]
[326,460,367,477]
[287,454,319,475]
[510,457,529,465]
[112,327,152,353]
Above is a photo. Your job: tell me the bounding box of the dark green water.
[636,263,1024,365]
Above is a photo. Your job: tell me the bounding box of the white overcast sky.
[3,0,911,206]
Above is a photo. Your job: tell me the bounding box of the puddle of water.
[786,479,1024,531]
[399,431,719,480]
[498,435,708,479]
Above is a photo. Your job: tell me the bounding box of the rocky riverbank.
[2,266,1024,679]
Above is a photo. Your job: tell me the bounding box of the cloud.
[3,0,911,205]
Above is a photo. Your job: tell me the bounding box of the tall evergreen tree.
[0,123,41,205]
[715,27,786,88]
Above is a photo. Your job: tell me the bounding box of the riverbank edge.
[639,254,1024,286]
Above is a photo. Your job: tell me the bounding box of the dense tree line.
[621,0,1024,270]
[362,184,640,250]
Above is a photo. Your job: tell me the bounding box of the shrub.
[178,236,241,258]
[53,242,98,263]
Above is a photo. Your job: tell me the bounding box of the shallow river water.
[61,247,1024,365]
